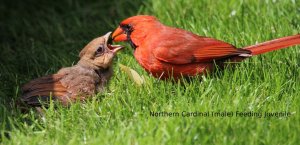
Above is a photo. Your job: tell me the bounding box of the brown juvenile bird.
[21,32,123,107]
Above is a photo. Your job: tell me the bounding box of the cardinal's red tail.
[243,34,300,56]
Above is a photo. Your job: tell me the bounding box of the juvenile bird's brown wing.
[21,74,71,106]
[152,29,251,64]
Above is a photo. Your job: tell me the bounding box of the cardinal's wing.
[21,74,71,106]
[152,31,250,64]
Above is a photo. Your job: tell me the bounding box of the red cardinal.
[112,15,300,80]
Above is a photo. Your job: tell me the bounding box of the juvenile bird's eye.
[95,45,105,56]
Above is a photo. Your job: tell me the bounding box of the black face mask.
[121,24,137,49]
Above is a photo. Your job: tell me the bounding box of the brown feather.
[21,74,70,106]
[20,32,120,107]
[22,74,64,92]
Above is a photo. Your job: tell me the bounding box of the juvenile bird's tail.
[243,34,300,55]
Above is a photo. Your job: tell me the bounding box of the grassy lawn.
[1,0,299,144]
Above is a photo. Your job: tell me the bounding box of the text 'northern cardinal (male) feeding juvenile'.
[112,15,300,80]
[21,32,123,107]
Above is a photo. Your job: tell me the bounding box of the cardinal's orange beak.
[112,26,127,42]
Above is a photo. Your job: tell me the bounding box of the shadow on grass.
[0,0,147,141]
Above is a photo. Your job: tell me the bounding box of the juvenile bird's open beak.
[104,31,124,53]
[108,44,124,53]
[112,26,127,42]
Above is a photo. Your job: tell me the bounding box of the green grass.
[1,0,300,144]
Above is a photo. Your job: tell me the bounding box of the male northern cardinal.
[21,32,123,106]
[112,15,300,80]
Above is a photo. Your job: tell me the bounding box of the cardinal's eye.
[95,45,105,56]
[125,24,132,29]
[121,24,133,33]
